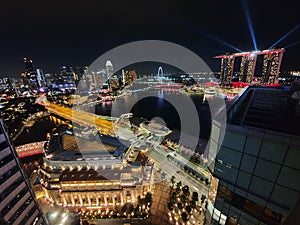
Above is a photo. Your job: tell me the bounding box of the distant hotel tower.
[215,49,285,84]
[0,119,48,225]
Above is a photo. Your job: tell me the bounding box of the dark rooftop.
[59,168,133,181]
[228,85,300,136]
[47,125,130,159]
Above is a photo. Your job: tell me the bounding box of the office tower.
[206,86,300,225]
[105,60,114,79]
[76,74,89,92]
[0,119,48,225]
[44,73,53,87]
[59,66,76,85]
[23,57,38,89]
[74,66,87,83]
[50,66,77,92]
[36,68,46,88]
[93,69,106,88]
[0,78,13,90]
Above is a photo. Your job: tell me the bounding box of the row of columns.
[60,188,145,207]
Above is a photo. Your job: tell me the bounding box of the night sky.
[0,0,299,77]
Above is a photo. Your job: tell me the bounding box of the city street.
[148,149,209,196]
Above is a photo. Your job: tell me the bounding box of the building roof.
[59,168,133,181]
[228,86,300,136]
[47,126,129,160]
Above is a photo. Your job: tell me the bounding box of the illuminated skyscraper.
[220,56,234,83]
[239,54,257,83]
[105,60,114,78]
[59,66,76,84]
[0,119,48,225]
[23,57,38,89]
[36,68,46,88]
[93,69,106,88]
[261,49,285,84]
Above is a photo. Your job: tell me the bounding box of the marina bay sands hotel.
[215,48,285,84]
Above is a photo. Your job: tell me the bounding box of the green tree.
[170,176,175,188]
[145,193,152,205]
[178,202,183,210]
[167,202,174,211]
[201,194,206,204]
[192,192,199,202]
[181,212,188,222]
[176,181,182,189]
[185,205,192,213]
[137,196,142,205]
[170,193,176,204]
[180,195,187,204]
[126,203,134,213]
[190,200,196,209]
[115,205,122,213]
[182,185,190,196]
[121,203,134,214]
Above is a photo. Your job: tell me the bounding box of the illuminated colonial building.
[38,126,153,212]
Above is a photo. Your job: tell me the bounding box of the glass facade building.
[206,86,300,225]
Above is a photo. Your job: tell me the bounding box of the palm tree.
[177,202,183,210]
[167,202,174,211]
[170,176,175,188]
[185,205,192,213]
[145,193,152,205]
[192,192,198,202]
[190,200,196,209]
[181,212,188,222]
[182,185,190,197]
[180,194,187,204]
[176,181,182,189]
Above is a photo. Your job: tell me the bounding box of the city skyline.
[1,1,300,224]
[0,0,299,76]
